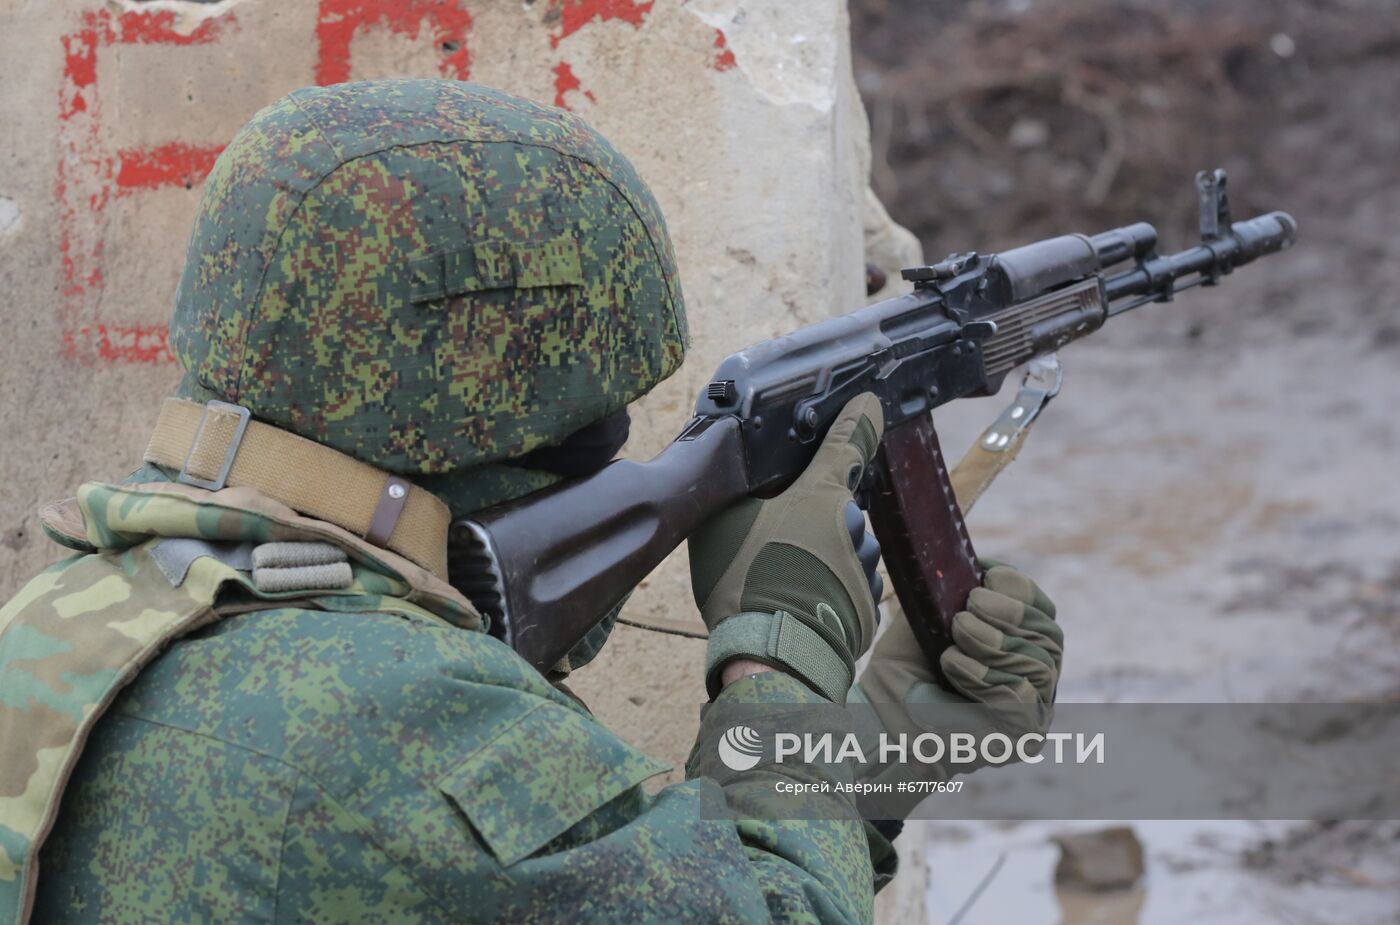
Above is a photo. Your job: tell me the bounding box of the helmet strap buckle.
[177,401,252,491]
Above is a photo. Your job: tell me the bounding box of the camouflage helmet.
[171,80,687,513]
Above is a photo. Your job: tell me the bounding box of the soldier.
[0,80,1061,923]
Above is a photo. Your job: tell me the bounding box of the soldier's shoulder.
[118,606,561,781]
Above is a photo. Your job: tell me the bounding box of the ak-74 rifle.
[450,169,1296,675]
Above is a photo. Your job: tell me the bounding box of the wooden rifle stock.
[868,415,982,682]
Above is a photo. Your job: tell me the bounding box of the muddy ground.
[849,0,1400,921]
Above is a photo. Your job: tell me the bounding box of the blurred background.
[848,0,1400,921]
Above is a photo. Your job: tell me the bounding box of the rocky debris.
[1053,826,1147,892]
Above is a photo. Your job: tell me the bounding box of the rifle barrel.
[1104,211,1296,305]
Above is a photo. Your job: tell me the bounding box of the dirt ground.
[848,0,1400,921]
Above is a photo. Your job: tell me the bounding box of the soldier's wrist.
[704,610,855,703]
[719,658,782,687]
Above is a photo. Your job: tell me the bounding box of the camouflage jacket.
[1,480,885,924]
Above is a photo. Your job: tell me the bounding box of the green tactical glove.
[941,563,1062,706]
[861,562,1062,715]
[689,393,885,703]
[852,563,1062,794]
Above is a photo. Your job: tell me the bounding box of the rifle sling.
[950,357,1062,514]
[947,417,1035,514]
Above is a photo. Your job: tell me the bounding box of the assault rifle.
[450,170,1296,673]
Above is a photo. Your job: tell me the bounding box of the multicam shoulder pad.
[0,544,238,922]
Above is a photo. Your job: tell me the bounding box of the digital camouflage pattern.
[0,480,474,923]
[172,79,687,484]
[0,479,882,924]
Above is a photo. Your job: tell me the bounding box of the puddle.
[923,820,1399,925]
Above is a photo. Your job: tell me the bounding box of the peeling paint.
[712,28,736,71]
[548,0,655,48]
[56,6,233,365]
[107,0,246,37]
[552,60,596,110]
[115,144,223,192]
[315,0,473,84]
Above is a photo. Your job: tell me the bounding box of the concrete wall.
[0,0,921,916]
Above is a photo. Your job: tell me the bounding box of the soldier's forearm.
[683,671,877,922]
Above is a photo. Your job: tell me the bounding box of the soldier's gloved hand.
[689,393,884,703]
[942,563,1061,707]
[853,564,1061,795]
[860,562,1062,715]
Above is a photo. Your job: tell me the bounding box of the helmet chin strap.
[144,398,453,579]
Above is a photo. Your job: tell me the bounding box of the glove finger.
[966,588,1064,656]
[859,532,882,610]
[952,609,1057,674]
[949,610,1057,696]
[939,645,1041,707]
[1010,605,1064,657]
[967,586,1065,651]
[856,530,881,574]
[983,564,1057,621]
[803,393,884,493]
[844,501,865,549]
[950,613,1057,693]
[845,514,883,600]
[972,616,1062,678]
